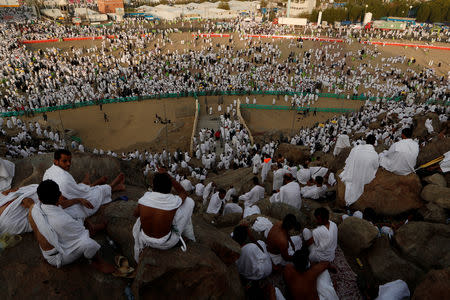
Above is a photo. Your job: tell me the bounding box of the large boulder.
[394,222,450,270]
[11,152,130,188]
[205,167,255,195]
[423,173,447,187]
[273,143,310,165]
[336,169,423,216]
[338,217,379,255]
[418,202,448,224]
[323,147,350,173]
[412,113,440,138]
[132,242,244,300]
[416,137,450,166]
[420,184,450,209]
[412,268,450,300]
[367,236,424,290]
[0,234,127,300]
[267,202,307,228]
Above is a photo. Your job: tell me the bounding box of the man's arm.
[157,166,187,202]
[279,239,293,261]
[57,195,94,209]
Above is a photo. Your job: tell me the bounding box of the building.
[97,0,123,14]
[287,0,315,17]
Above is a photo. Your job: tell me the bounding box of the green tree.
[416,3,431,22]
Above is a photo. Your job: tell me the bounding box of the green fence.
[0,90,407,118]
[240,104,357,113]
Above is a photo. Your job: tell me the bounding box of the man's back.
[284,263,330,300]
[138,191,181,238]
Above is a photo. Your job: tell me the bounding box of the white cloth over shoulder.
[223,203,243,215]
[303,221,338,262]
[339,145,379,206]
[236,241,272,280]
[317,270,339,300]
[133,192,195,262]
[440,151,450,173]
[31,203,100,268]
[243,205,261,218]
[376,279,410,300]
[239,185,265,207]
[0,158,15,192]
[43,165,112,220]
[333,134,350,156]
[279,181,302,209]
[379,139,419,175]
[0,184,39,235]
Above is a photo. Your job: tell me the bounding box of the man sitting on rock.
[339,135,379,206]
[379,127,419,175]
[43,149,125,220]
[302,208,338,263]
[206,188,226,214]
[28,180,114,272]
[284,248,338,300]
[266,214,302,266]
[270,173,302,209]
[232,224,272,281]
[0,185,39,235]
[223,195,243,216]
[133,167,195,262]
[301,176,327,200]
[238,177,265,207]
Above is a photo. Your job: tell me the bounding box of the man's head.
[218,188,226,199]
[232,225,248,246]
[54,149,72,171]
[365,134,376,145]
[401,127,413,139]
[37,180,61,206]
[283,173,294,184]
[252,176,259,185]
[153,173,172,194]
[314,207,329,225]
[292,248,310,273]
[282,214,300,231]
[315,176,324,186]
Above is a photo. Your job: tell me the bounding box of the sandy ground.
[21,31,449,152]
[25,98,195,153]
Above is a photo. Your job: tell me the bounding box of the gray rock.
[420,184,450,209]
[419,202,447,224]
[423,173,447,187]
[395,221,450,270]
[412,268,450,300]
[367,236,424,290]
[338,217,379,255]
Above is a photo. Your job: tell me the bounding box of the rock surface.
[394,222,450,270]
[418,202,448,223]
[273,143,310,165]
[338,217,379,255]
[423,173,447,187]
[416,137,450,166]
[0,234,127,300]
[367,236,424,290]
[420,184,450,209]
[412,268,450,300]
[336,169,423,216]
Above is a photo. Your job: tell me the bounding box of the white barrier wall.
[237,99,254,145]
[190,99,199,155]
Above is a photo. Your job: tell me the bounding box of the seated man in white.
[0,157,15,192]
[301,176,328,200]
[43,149,125,220]
[270,173,302,210]
[28,180,114,272]
[339,135,379,206]
[272,163,289,192]
[333,132,350,156]
[232,225,272,281]
[133,169,195,262]
[206,188,226,214]
[223,196,243,216]
[195,180,205,197]
[238,177,265,207]
[180,177,194,193]
[0,184,39,235]
[379,127,419,175]
[303,207,338,263]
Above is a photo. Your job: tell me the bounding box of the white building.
[288,0,315,17]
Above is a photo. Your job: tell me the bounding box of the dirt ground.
[25,98,195,153]
[21,32,449,152]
